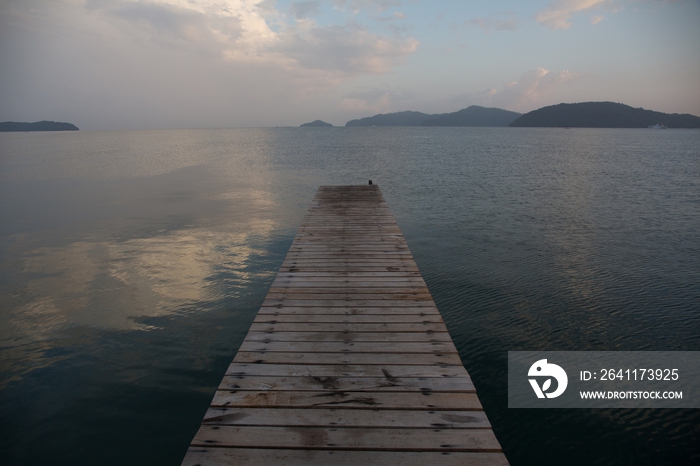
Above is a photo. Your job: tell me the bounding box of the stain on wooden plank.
[217,375,474,392]
[200,407,491,428]
[211,390,483,410]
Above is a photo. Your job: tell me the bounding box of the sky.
[1,0,698,130]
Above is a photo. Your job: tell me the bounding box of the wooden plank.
[201,407,491,428]
[279,267,422,272]
[224,364,472,378]
[264,291,433,297]
[248,322,450,332]
[238,341,457,354]
[261,300,436,308]
[267,290,432,296]
[181,185,507,465]
[271,280,428,287]
[190,426,503,452]
[211,390,483,410]
[232,351,464,366]
[291,243,409,247]
[284,252,412,257]
[257,306,442,315]
[182,448,509,466]
[267,286,430,293]
[251,314,443,324]
[218,375,474,393]
[292,237,407,242]
[289,246,411,250]
[274,272,423,277]
[243,332,453,342]
[294,226,401,230]
[283,256,416,261]
[272,277,425,284]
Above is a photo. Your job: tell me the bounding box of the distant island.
[345,106,521,127]
[509,102,700,128]
[0,121,79,132]
[300,120,333,127]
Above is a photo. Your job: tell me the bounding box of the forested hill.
[345,106,520,127]
[345,111,431,126]
[0,121,79,132]
[422,106,521,127]
[509,102,700,128]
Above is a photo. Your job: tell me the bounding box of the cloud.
[338,86,414,115]
[465,12,518,31]
[91,0,418,79]
[344,87,414,101]
[291,1,322,19]
[339,93,391,114]
[536,0,611,29]
[276,23,419,75]
[453,68,583,112]
[15,215,276,337]
[332,0,403,14]
[106,0,244,50]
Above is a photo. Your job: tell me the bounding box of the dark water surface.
[1,127,699,465]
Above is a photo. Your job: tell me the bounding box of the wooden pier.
[182,185,508,465]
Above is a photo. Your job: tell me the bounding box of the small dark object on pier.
[368,180,373,185]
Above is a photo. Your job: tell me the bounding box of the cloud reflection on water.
[2,189,279,387]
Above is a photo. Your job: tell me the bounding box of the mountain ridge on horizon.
[344,105,521,127]
[0,120,79,132]
[509,102,700,128]
[340,102,700,128]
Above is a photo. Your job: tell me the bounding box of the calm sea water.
[1,127,699,465]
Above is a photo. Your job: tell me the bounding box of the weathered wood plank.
[243,331,452,342]
[279,267,422,272]
[283,251,414,256]
[271,280,428,287]
[274,272,423,277]
[248,322,450,332]
[284,257,412,261]
[261,300,436,308]
[211,390,483,410]
[257,306,442,315]
[267,287,431,294]
[287,247,411,252]
[268,290,433,301]
[218,376,474,392]
[292,237,406,242]
[190,426,503,452]
[182,448,509,466]
[232,351,464,366]
[201,407,490,428]
[224,363,472,378]
[271,278,425,284]
[252,315,444,324]
[296,228,407,231]
[264,291,433,298]
[238,341,457,354]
